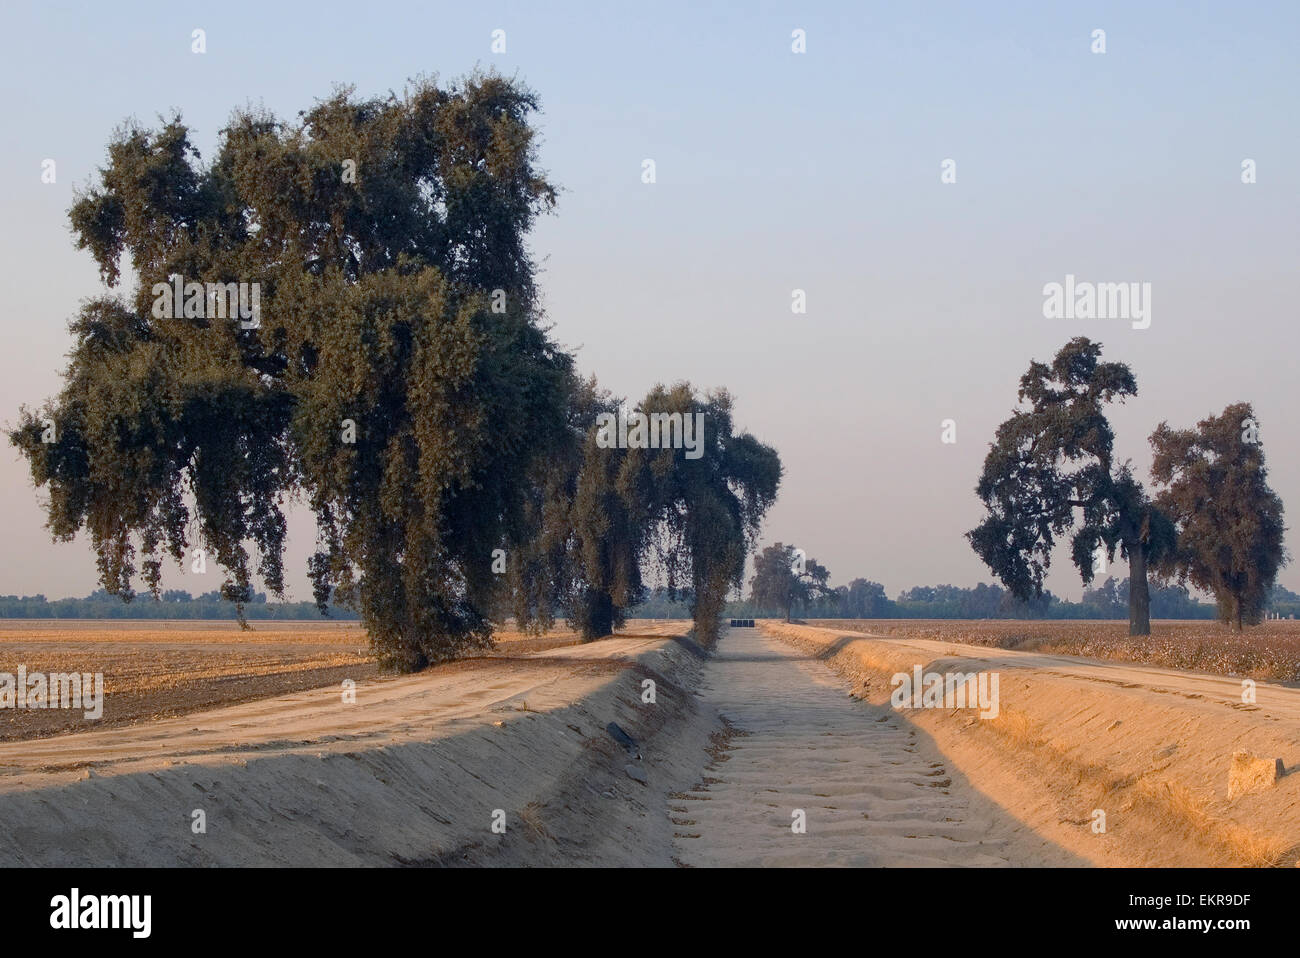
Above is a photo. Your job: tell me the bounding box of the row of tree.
[495,379,781,646]
[968,338,1287,633]
[0,589,360,620]
[742,338,1289,635]
[744,340,1289,634]
[13,577,1300,622]
[9,74,781,669]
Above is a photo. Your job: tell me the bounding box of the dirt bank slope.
[0,624,706,867]
[761,622,1300,867]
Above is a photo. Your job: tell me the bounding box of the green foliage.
[747,542,833,621]
[1268,584,1300,619]
[10,74,571,670]
[629,385,782,644]
[0,588,357,620]
[510,382,782,644]
[838,579,893,618]
[506,376,651,639]
[967,337,1173,635]
[1150,403,1288,629]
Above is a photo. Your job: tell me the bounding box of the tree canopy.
[630,385,782,643]
[506,376,652,639]
[11,74,573,669]
[510,382,783,644]
[1150,402,1288,629]
[12,74,787,666]
[748,542,833,622]
[967,337,1174,635]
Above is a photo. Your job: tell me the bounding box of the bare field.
[808,618,1300,683]
[0,618,663,741]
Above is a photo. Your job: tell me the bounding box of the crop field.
[807,618,1300,683]
[0,618,599,740]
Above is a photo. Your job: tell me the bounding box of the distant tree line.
[790,577,1219,620]
[7,580,1294,624]
[0,589,358,620]
[633,580,1300,622]
[1269,584,1300,619]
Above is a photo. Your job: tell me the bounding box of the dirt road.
[812,626,1300,724]
[670,626,1077,866]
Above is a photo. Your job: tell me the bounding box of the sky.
[1,1,1297,601]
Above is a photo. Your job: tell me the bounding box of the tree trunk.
[582,591,615,640]
[1128,544,1151,636]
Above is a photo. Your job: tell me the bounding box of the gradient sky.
[2,1,1297,602]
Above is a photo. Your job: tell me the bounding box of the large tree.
[1149,402,1287,630]
[567,394,655,636]
[630,384,782,645]
[967,337,1175,636]
[499,376,598,634]
[507,377,651,640]
[10,74,573,670]
[840,578,892,618]
[508,381,782,643]
[748,542,833,622]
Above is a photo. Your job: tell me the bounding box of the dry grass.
[809,618,1300,683]
[1139,779,1290,867]
[983,705,1288,866]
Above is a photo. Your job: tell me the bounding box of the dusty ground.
[0,621,702,866]
[1,618,1051,867]
[1,616,1295,866]
[765,621,1300,866]
[671,626,1072,865]
[0,619,592,740]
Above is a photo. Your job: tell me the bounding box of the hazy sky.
[2,1,1297,601]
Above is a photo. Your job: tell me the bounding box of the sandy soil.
[3,615,1292,866]
[0,621,700,866]
[762,621,1300,866]
[670,626,1075,865]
